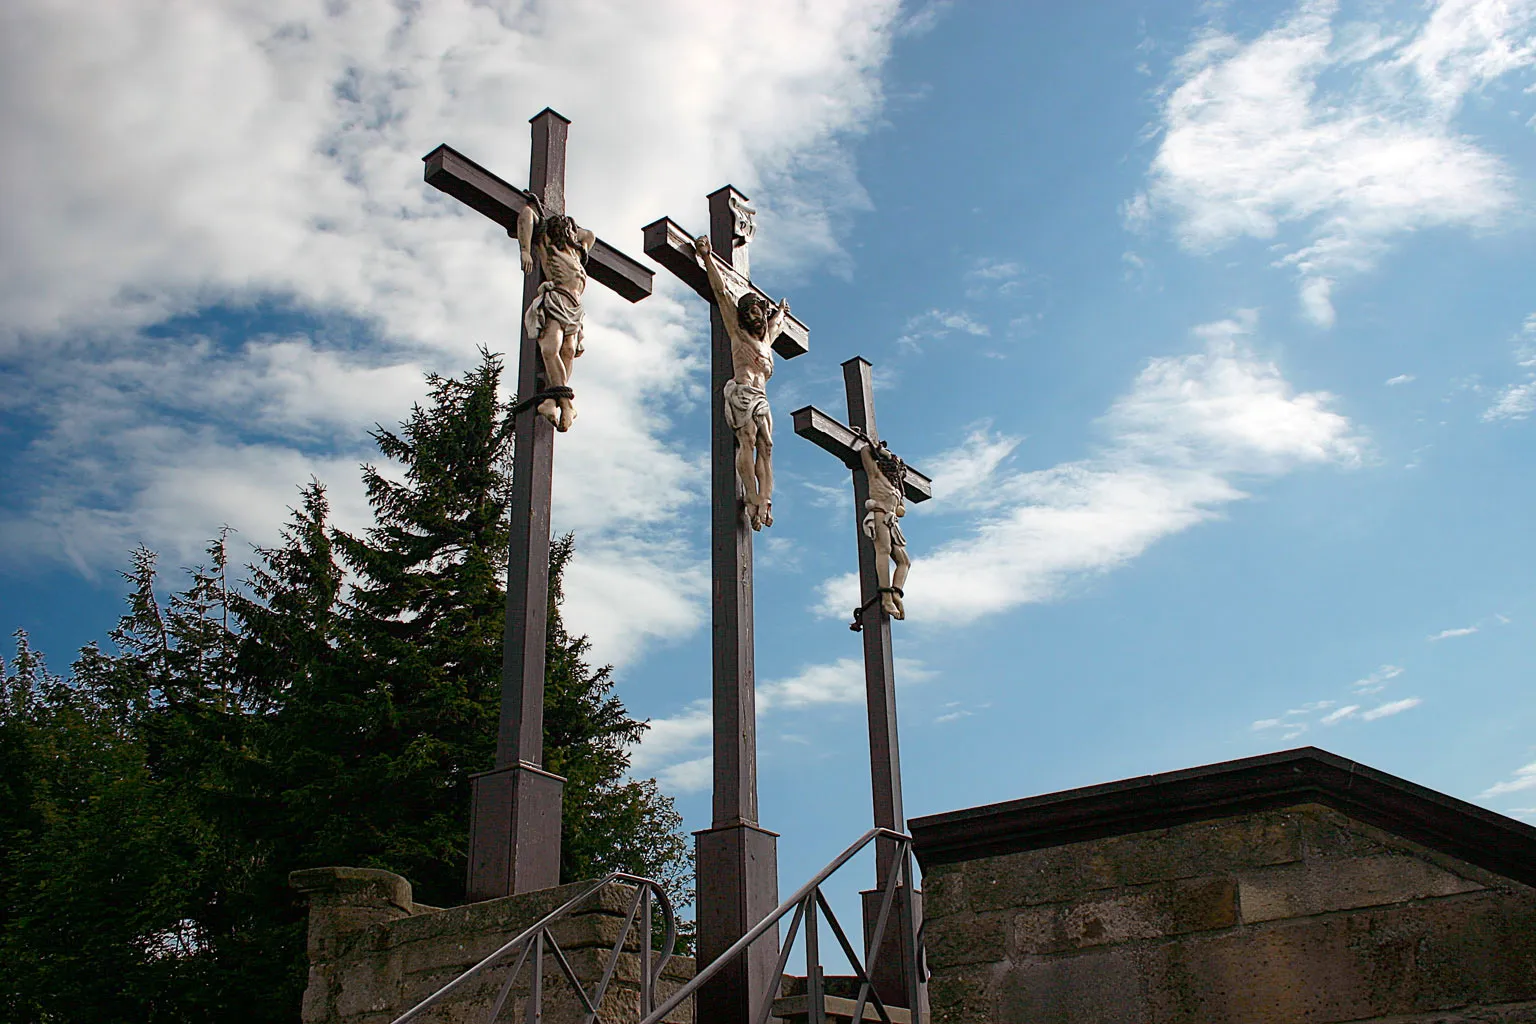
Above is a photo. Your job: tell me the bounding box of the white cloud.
[897,309,990,349]
[627,656,933,785]
[1138,0,1535,326]
[1352,663,1403,693]
[1428,625,1478,640]
[1482,760,1536,797]
[819,313,1365,624]
[1320,704,1360,724]
[0,0,904,664]
[1385,374,1415,386]
[1360,696,1423,720]
[1483,313,1536,421]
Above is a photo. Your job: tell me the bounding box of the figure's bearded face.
[737,295,768,336]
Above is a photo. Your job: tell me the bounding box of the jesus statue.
[516,198,596,432]
[694,234,789,531]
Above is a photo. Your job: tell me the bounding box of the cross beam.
[424,109,652,902]
[791,357,930,1011]
[425,143,653,302]
[642,217,809,358]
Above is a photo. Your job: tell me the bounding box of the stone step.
[770,993,913,1024]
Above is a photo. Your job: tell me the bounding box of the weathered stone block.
[1240,854,1485,923]
[926,963,999,1024]
[925,909,1008,969]
[962,812,1302,913]
[1140,893,1536,1022]
[995,948,1148,1024]
[1012,877,1237,955]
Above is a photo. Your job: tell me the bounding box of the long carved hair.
[871,441,907,494]
[537,213,582,254]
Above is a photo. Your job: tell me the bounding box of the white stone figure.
[694,234,789,531]
[858,437,911,619]
[516,200,596,432]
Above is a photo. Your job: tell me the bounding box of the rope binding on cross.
[511,386,575,419]
[850,587,903,632]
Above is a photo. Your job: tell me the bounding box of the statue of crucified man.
[694,234,790,531]
[516,199,596,432]
[857,434,911,619]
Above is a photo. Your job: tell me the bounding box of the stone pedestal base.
[694,822,780,1024]
[466,761,565,901]
[861,885,924,1012]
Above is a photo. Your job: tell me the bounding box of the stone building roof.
[909,746,1536,886]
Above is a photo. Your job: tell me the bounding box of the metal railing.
[640,827,924,1024]
[390,872,677,1024]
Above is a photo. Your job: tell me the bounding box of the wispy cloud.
[897,309,991,350]
[1352,664,1404,693]
[1483,314,1536,422]
[1136,0,1536,327]
[1428,626,1479,641]
[819,312,1365,624]
[1320,704,1361,725]
[1361,696,1422,720]
[1481,760,1536,798]
[628,656,933,788]
[1385,374,1416,386]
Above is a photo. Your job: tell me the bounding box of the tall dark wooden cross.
[422,109,654,901]
[643,194,810,1023]
[792,357,932,1008]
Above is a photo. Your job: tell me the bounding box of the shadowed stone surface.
[292,868,693,1024]
[911,749,1536,1024]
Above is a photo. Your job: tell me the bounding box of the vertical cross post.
[467,109,569,901]
[423,110,655,902]
[695,186,780,1024]
[791,358,934,1010]
[643,190,810,1024]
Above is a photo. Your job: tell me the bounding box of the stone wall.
[921,803,1536,1023]
[290,867,693,1024]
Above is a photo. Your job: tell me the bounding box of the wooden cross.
[642,192,809,1024]
[792,357,932,1009]
[422,109,654,901]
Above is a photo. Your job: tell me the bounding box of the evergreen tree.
[0,351,692,1023]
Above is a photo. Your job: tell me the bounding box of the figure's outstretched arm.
[516,205,537,275]
[764,298,789,344]
[694,235,733,310]
[856,438,876,476]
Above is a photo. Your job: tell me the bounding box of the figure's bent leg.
[872,522,901,617]
[735,422,763,529]
[536,324,567,428]
[556,333,580,431]
[890,544,911,619]
[755,423,774,527]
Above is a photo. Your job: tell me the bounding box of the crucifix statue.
[423,109,654,901]
[693,232,790,530]
[644,191,809,1024]
[792,357,932,1010]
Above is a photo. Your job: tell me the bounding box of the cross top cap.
[529,107,571,125]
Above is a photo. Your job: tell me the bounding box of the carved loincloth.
[862,500,906,547]
[722,379,772,433]
[524,281,585,352]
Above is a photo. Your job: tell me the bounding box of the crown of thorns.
[870,440,907,491]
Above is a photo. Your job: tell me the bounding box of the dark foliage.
[0,351,691,1023]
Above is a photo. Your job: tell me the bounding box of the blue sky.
[4,0,1536,912]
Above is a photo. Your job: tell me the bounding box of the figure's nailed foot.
[538,399,560,427]
[881,594,900,617]
[558,401,577,433]
[760,502,773,528]
[746,503,763,531]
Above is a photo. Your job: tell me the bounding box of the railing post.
[527,929,544,1024]
[805,893,824,1024]
[641,885,654,1016]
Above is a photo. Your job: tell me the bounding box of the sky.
[4,0,1536,924]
